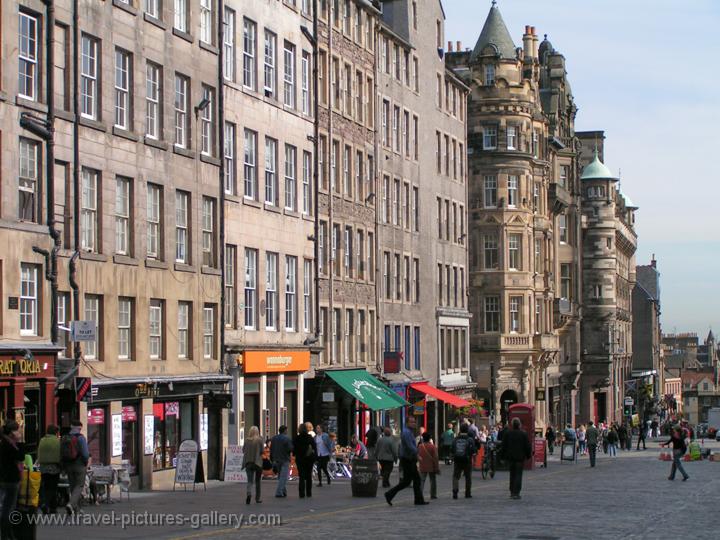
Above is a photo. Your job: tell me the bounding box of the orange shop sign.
[242,350,310,374]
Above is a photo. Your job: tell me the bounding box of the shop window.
[121,405,138,474]
[153,400,194,470]
[87,407,108,465]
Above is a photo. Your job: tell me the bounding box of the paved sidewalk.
[36,439,720,540]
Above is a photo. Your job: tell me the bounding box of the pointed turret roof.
[581,150,619,182]
[471,2,517,61]
[708,329,715,342]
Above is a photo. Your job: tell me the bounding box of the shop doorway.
[593,392,607,424]
[245,394,260,432]
[500,389,519,425]
[284,391,297,432]
[267,381,278,437]
[23,386,42,455]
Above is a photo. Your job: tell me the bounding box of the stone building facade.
[632,257,663,395]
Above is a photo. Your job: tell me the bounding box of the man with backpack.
[451,423,476,499]
[62,420,90,515]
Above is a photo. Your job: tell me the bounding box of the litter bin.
[350,459,379,497]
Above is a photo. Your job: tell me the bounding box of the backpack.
[60,433,79,462]
[453,436,471,460]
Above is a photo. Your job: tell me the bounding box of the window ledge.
[172,28,194,43]
[201,266,221,276]
[79,117,107,133]
[242,198,262,209]
[144,136,168,151]
[80,252,108,262]
[0,219,48,235]
[112,126,139,142]
[173,145,195,159]
[15,96,48,113]
[283,209,300,218]
[113,254,139,266]
[264,203,281,214]
[225,194,241,204]
[174,262,196,273]
[145,259,168,270]
[112,0,137,16]
[200,153,221,166]
[55,109,75,122]
[302,214,314,222]
[199,41,219,55]
[143,13,166,30]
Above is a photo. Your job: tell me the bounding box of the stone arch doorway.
[500,389,519,425]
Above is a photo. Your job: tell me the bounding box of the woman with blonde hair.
[242,426,264,504]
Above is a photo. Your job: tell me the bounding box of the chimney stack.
[456,41,462,52]
[531,26,539,58]
[447,41,453,52]
[522,25,533,60]
[651,254,657,268]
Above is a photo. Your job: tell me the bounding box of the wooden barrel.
[350,459,379,497]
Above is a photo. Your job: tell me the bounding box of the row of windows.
[380,100,419,160]
[318,50,374,128]
[380,34,419,93]
[439,326,467,372]
[381,253,421,305]
[436,73,465,121]
[383,324,421,372]
[319,0,375,52]
[318,306,377,366]
[437,263,466,309]
[435,131,465,181]
[382,177,420,231]
[318,222,374,283]
[436,197,465,245]
[317,135,374,202]
[477,295,551,335]
[482,124,541,158]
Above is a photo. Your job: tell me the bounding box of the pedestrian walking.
[577,425,587,455]
[467,419,480,445]
[0,420,25,537]
[636,423,647,450]
[502,418,532,500]
[315,425,333,487]
[375,427,398,488]
[586,421,599,467]
[618,423,627,450]
[625,423,633,450]
[451,423,476,499]
[242,426,264,504]
[651,419,659,438]
[417,432,439,500]
[292,423,317,498]
[384,417,427,506]
[545,425,556,455]
[607,426,619,457]
[661,426,689,481]
[440,423,454,464]
[270,425,293,498]
[61,419,90,515]
[37,424,61,514]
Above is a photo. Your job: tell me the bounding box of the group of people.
[545,419,658,460]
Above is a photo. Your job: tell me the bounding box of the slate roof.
[471,4,517,60]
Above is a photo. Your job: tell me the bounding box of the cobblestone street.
[36,440,720,540]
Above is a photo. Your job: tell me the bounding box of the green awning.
[326,369,408,410]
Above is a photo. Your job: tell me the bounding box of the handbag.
[17,469,41,508]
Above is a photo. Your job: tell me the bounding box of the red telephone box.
[508,403,536,470]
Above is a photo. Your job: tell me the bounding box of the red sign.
[383,351,403,374]
[534,438,546,467]
[165,401,179,416]
[87,408,105,425]
[121,406,137,422]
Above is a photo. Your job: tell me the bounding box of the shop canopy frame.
[326,369,409,410]
[409,382,471,408]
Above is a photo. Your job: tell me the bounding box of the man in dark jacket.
[63,420,90,515]
[365,426,380,459]
[503,418,532,499]
[384,417,427,505]
[270,425,293,498]
[451,423,476,499]
[0,421,25,538]
[586,421,600,467]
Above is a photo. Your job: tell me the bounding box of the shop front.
[86,374,230,490]
[238,350,310,441]
[0,344,60,455]
[409,382,470,439]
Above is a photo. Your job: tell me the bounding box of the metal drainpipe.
[312,0,320,340]
[218,1,226,374]
[327,1,334,365]
[70,0,82,366]
[372,22,380,374]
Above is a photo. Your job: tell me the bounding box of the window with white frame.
[178,301,190,358]
[302,151,312,215]
[244,129,257,199]
[285,256,297,331]
[18,138,39,222]
[243,19,256,89]
[146,183,161,259]
[149,299,163,359]
[18,13,39,100]
[508,175,518,207]
[301,51,310,115]
[174,74,189,148]
[356,229,364,279]
[592,284,602,299]
[264,137,277,205]
[265,252,278,330]
[381,100,389,147]
[223,7,235,81]
[81,35,99,119]
[507,125,516,150]
[344,226,353,276]
[115,176,131,255]
[392,106,400,152]
[284,144,297,211]
[224,122,236,194]
[383,252,391,299]
[382,176,390,223]
[145,0,159,19]
[393,178,400,226]
[343,145,351,197]
[483,125,497,150]
[508,234,521,270]
[200,0,213,44]
[331,140,339,193]
[114,49,131,129]
[484,175,497,207]
[175,191,189,263]
[202,197,215,267]
[534,238,541,272]
[535,300,542,334]
[283,42,296,108]
[355,150,364,202]
[509,296,521,333]
[203,305,214,359]
[355,71,363,121]
[84,295,100,358]
[81,168,99,252]
[559,165,569,188]
[532,129,539,157]
[560,263,572,300]
[303,259,312,332]
[174,0,187,32]
[318,221,326,275]
[263,30,276,96]
[483,233,498,269]
[332,223,340,276]
[484,64,495,86]
[559,213,568,243]
[344,64,352,116]
[225,245,236,328]
[20,264,39,336]
[200,86,214,155]
[146,62,161,139]
[533,182,539,212]
[118,297,132,360]
[244,248,257,329]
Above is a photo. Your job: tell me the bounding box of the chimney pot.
[448,41,453,52]
[457,40,461,51]
[531,26,536,35]
[525,25,530,34]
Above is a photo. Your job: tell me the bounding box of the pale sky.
[443,0,720,338]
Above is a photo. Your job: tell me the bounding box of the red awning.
[410,382,470,408]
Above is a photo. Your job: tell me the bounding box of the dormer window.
[484,64,495,86]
